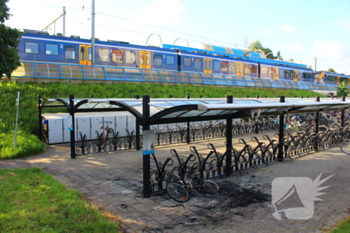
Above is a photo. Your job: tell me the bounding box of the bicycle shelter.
[38,95,350,197]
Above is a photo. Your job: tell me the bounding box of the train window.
[98,48,110,62]
[298,72,303,80]
[294,71,298,80]
[244,64,250,75]
[221,62,228,72]
[328,76,336,82]
[261,66,268,78]
[25,42,39,54]
[64,46,76,60]
[125,51,136,64]
[251,65,258,74]
[80,46,86,61]
[213,61,220,71]
[228,63,235,73]
[279,69,284,78]
[153,54,163,66]
[204,59,212,70]
[45,44,58,55]
[88,47,92,61]
[194,59,201,69]
[112,50,123,63]
[184,57,191,67]
[268,68,273,77]
[303,72,312,81]
[166,56,175,65]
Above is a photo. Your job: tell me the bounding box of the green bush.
[337,81,349,98]
[0,130,45,160]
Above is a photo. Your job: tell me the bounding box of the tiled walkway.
[1,133,350,233]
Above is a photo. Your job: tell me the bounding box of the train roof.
[315,71,348,77]
[163,44,308,69]
[21,29,176,53]
[22,30,309,70]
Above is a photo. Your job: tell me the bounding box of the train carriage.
[19,31,179,71]
[15,30,339,87]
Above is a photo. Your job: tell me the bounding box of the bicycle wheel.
[199,180,219,194]
[107,128,116,149]
[341,139,350,154]
[166,183,190,202]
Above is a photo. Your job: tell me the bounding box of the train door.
[337,76,341,85]
[139,51,151,69]
[203,58,212,74]
[293,70,298,81]
[236,62,243,76]
[79,45,92,65]
[273,67,279,79]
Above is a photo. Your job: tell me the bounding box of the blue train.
[16,29,345,86]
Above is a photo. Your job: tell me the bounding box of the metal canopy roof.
[41,97,350,124]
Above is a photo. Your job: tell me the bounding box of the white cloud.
[280,24,294,33]
[313,41,350,60]
[131,0,185,27]
[345,22,350,31]
[292,43,303,51]
[312,41,350,72]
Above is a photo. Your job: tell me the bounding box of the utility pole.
[63,6,66,36]
[41,8,66,35]
[315,57,317,73]
[91,0,95,66]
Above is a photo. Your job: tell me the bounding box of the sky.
[4,0,350,74]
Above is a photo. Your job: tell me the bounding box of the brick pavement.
[1,134,350,233]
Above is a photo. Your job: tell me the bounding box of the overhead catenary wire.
[9,2,350,72]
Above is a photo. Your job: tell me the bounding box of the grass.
[0,130,45,160]
[329,216,350,232]
[0,168,120,232]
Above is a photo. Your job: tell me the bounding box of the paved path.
[1,134,350,233]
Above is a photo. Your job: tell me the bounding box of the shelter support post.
[69,94,76,159]
[136,119,141,150]
[315,96,320,152]
[142,95,151,198]
[278,96,285,162]
[225,95,233,176]
[38,95,42,140]
[186,121,190,143]
[315,111,319,152]
[341,97,346,128]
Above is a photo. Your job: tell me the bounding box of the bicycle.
[94,121,116,152]
[166,175,219,203]
[340,138,350,154]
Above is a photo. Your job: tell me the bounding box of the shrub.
[0,130,45,160]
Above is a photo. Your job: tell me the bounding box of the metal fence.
[148,119,350,194]
[10,61,338,91]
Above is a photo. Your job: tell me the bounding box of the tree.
[276,51,283,60]
[0,0,22,79]
[328,68,336,73]
[337,81,349,98]
[248,40,277,59]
